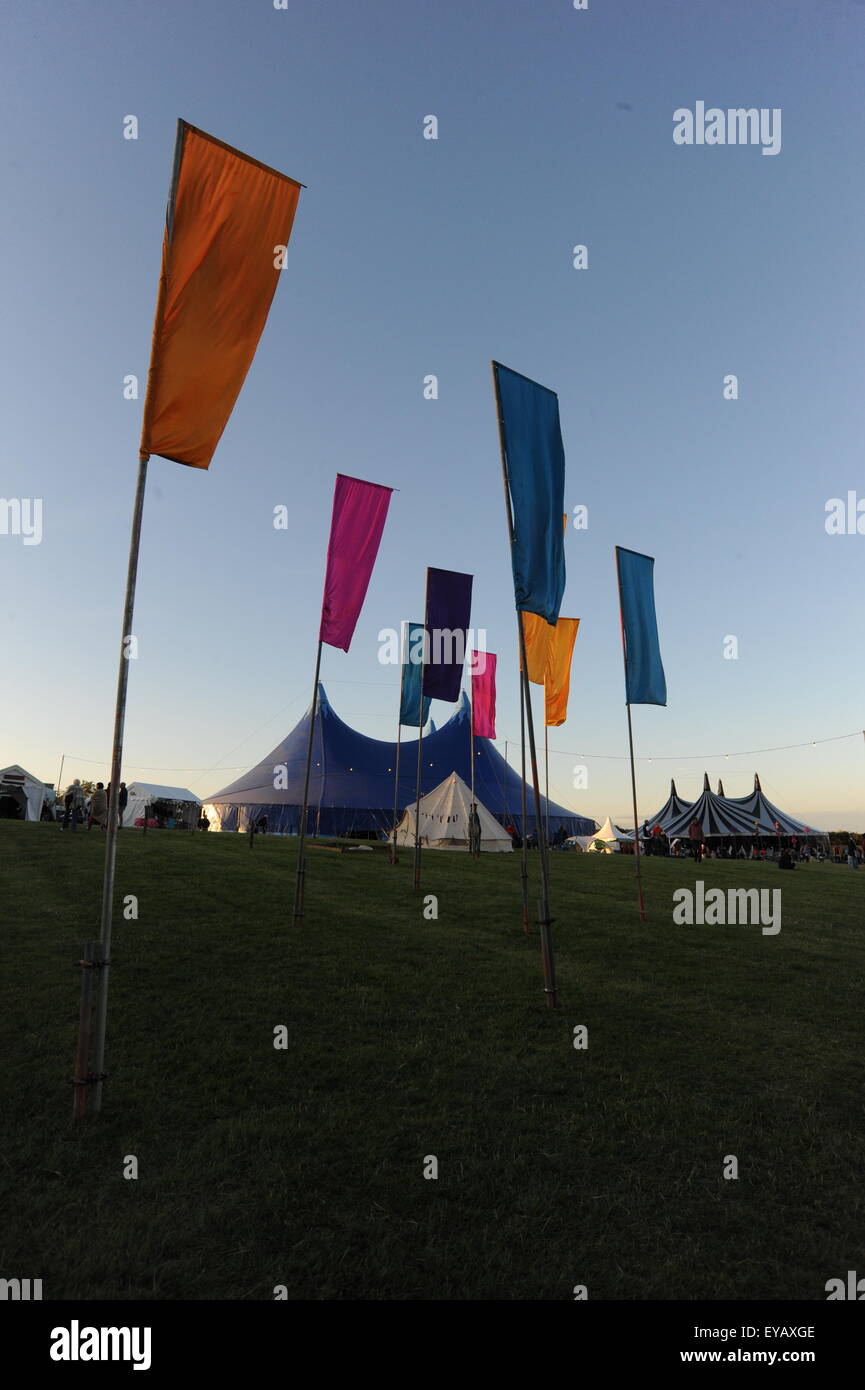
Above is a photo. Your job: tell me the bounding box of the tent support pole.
[292,639,322,927]
[89,452,150,1117]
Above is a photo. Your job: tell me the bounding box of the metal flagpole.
[88,123,190,1115]
[492,363,558,1004]
[519,672,529,930]
[517,612,558,1005]
[544,701,550,851]
[56,754,65,802]
[615,547,647,922]
[89,452,150,1115]
[314,694,324,839]
[624,702,646,921]
[470,692,476,857]
[390,621,407,864]
[292,640,323,926]
[413,579,428,891]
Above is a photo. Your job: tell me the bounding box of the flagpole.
[519,668,530,931]
[292,640,322,926]
[625,701,646,919]
[470,691,476,856]
[413,573,429,891]
[492,363,558,1005]
[615,548,647,922]
[517,612,559,1005]
[390,622,407,864]
[544,701,550,851]
[89,451,150,1116]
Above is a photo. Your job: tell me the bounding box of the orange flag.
[520,517,570,682]
[520,610,553,683]
[544,617,579,726]
[140,122,302,469]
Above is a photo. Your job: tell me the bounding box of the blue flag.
[616,547,667,706]
[423,567,473,702]
[493,362,566,626]
[399,622,431,727]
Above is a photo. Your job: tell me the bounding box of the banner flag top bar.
[140,120,303,470]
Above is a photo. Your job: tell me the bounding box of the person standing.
[689,817,702,863]
[846,837,859,869]
[468,802,481,857]
[89,782,108,830]
[118,781,128,828]
[66,779,85,832]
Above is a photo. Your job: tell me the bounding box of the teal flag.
[399,622,431,727]
[493,362,566,626]
[616,547,667,706]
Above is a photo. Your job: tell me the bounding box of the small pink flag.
[471,650,497,738]
[319,474,393,652]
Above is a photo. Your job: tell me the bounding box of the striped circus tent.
[645,778,692,829]
[722,774,821,838]
[647,774,823,841]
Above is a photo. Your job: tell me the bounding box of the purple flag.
[422,567,473,702]
[319,474,393,652]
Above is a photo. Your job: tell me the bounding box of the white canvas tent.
[576,815,633,854]
[395,772,512,853]
[123,781,201,828]
[0,764,47,821]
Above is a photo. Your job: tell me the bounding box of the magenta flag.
[471,650,497,738]
[319,474,393,652]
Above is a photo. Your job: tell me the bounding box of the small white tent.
[395,772,512,853]
[576,815,633,854]
[0,765,47,821]
[123,782,201,828]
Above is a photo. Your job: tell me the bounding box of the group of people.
[502,822,570,851]
[61,779,128,831]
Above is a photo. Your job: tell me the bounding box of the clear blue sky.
[2,0,863,828]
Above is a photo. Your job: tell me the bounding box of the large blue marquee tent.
[202,684,596,839]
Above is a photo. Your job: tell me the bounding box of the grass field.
[1,820,863,1301]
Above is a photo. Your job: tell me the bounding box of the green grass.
[1,821,863,1301]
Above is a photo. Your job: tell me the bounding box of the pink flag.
[319,474,393,652]
[471,651,497,738]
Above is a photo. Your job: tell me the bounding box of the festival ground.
[2,820,862,1301]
